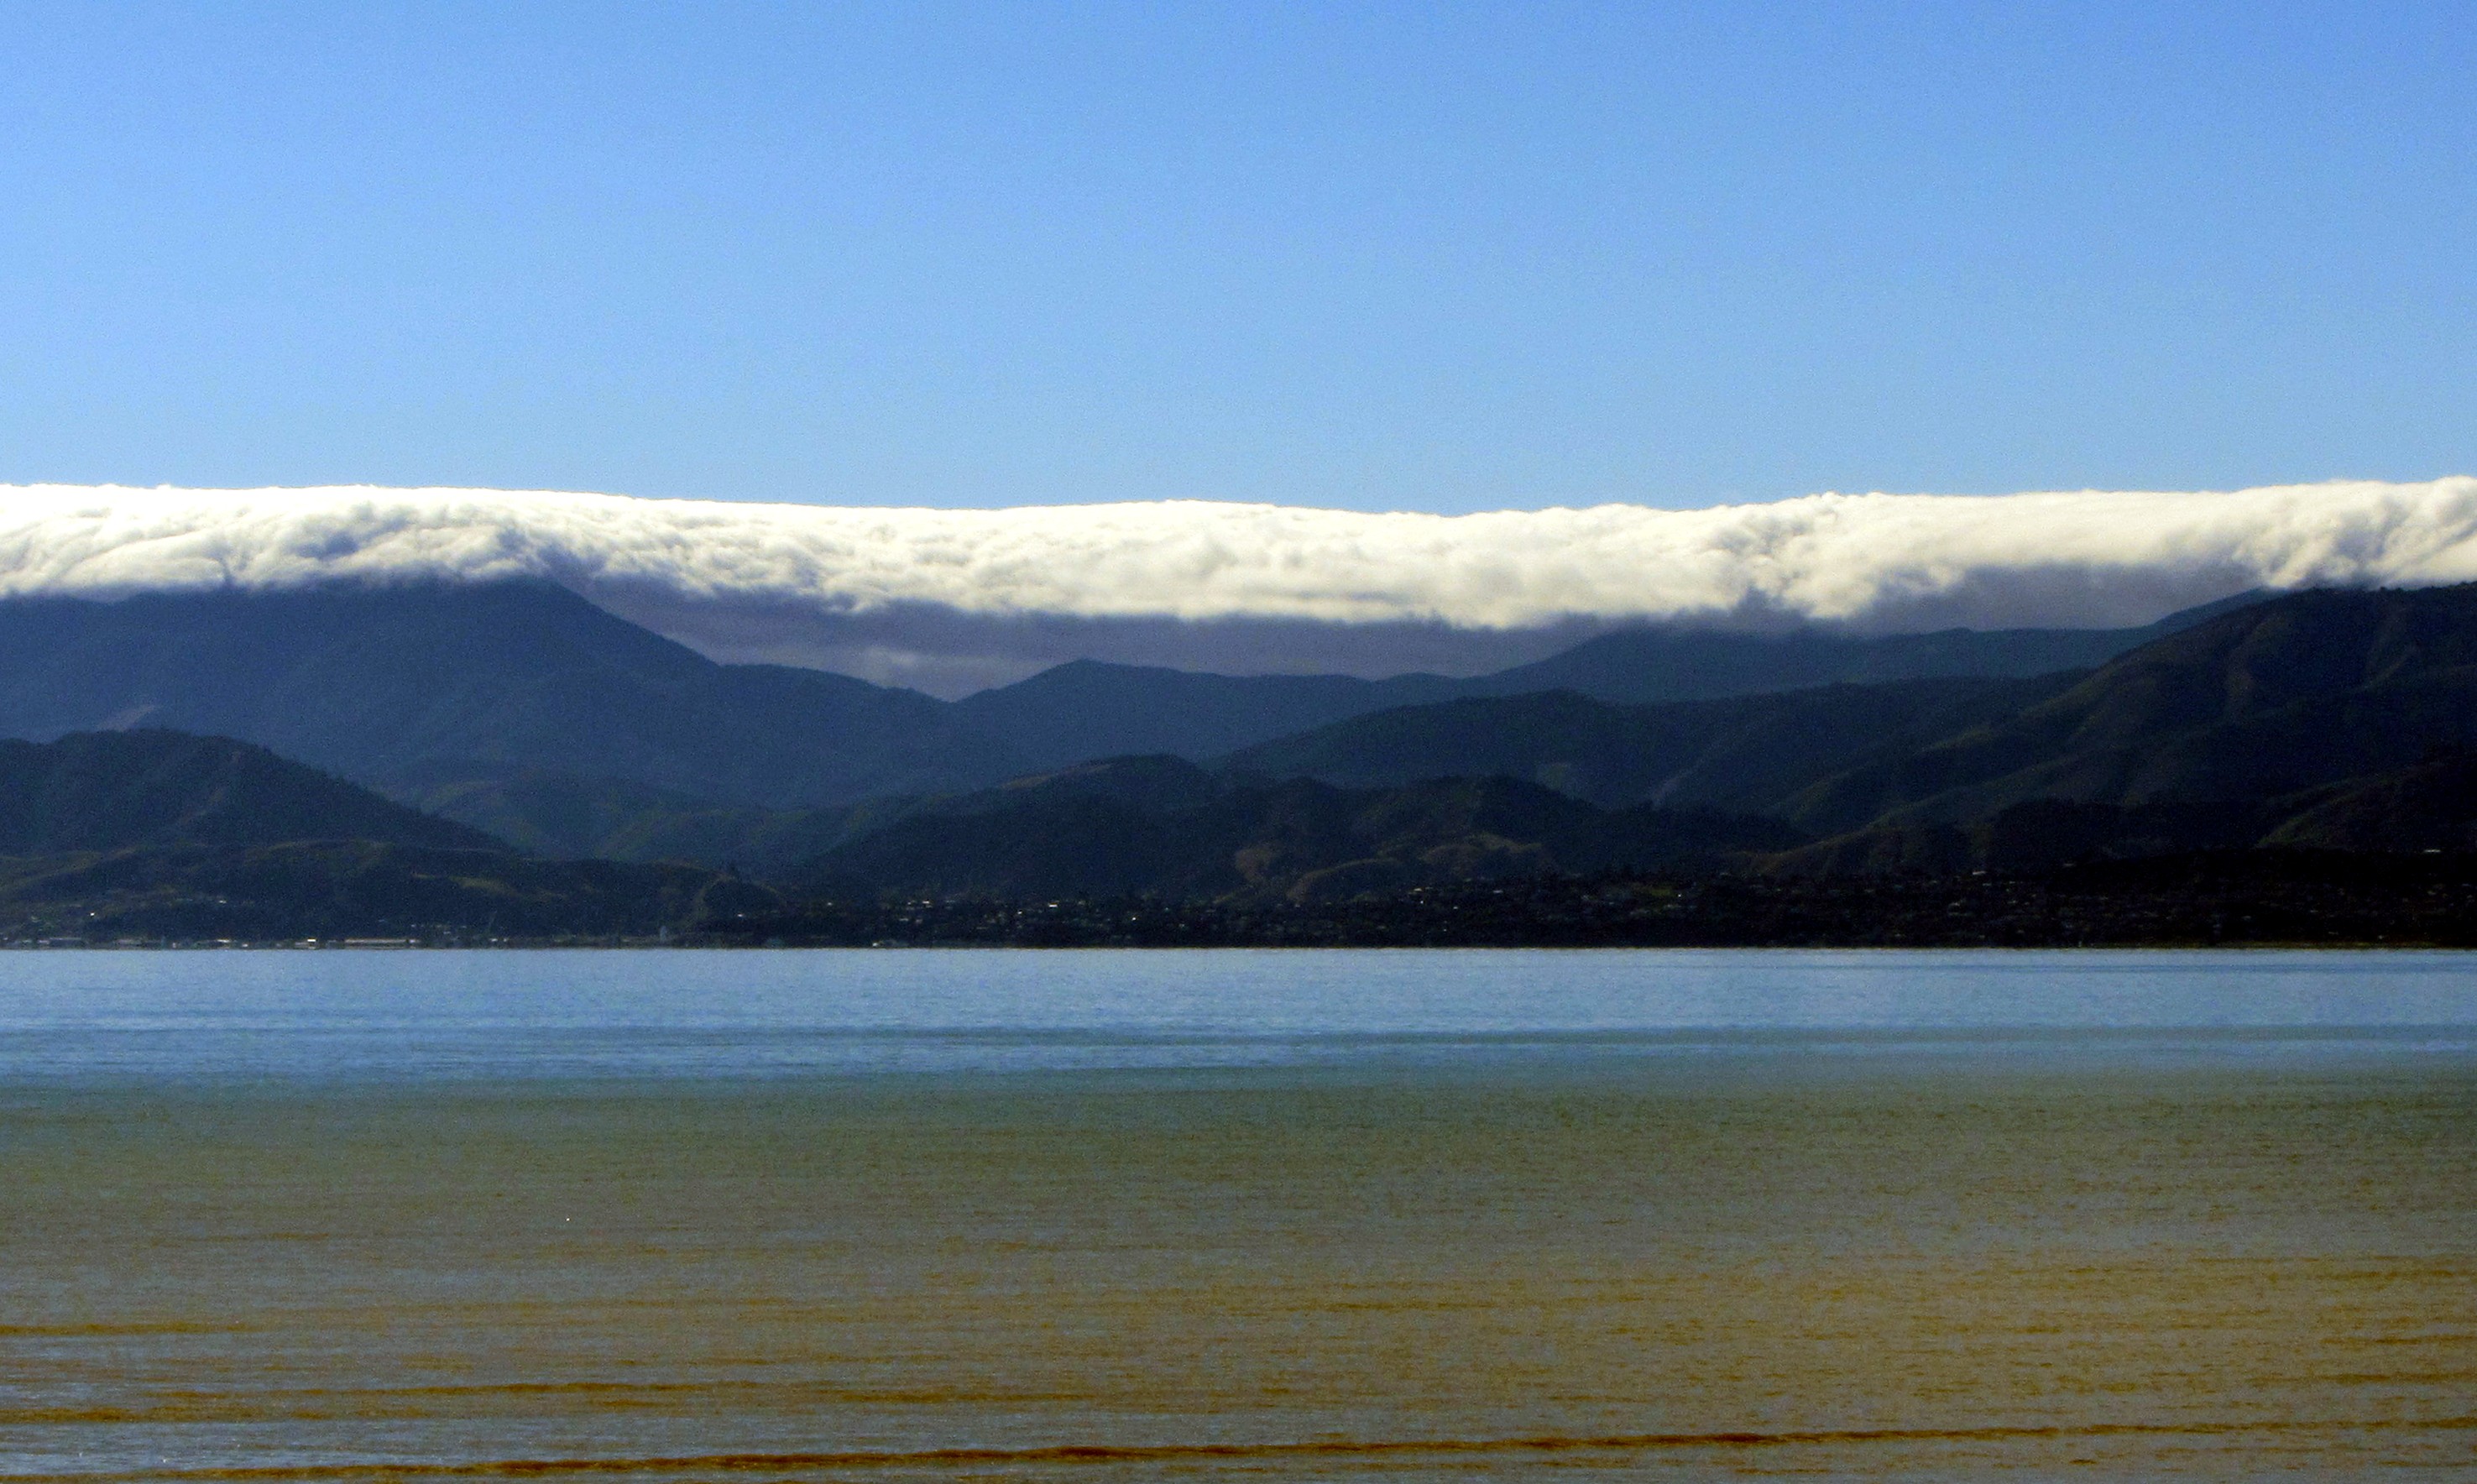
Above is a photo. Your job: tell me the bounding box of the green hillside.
[792,757,1802,903]
[1781,585,2477,840]
[0,731,771,942]
[0,730,499,853]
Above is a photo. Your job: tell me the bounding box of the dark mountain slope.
[0,583,1022,807]
[1224,673,2076,812]
[1784,584,2477,834]
[2260,753,2477,853]
[793,756,1803,903]
[0,730,497,854]
[0,729,774,940]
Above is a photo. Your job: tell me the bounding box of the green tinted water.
[1,951,2472,1480]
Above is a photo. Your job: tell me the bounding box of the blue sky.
[1,2,2469,513]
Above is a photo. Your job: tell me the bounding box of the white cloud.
[3,479,2474,692]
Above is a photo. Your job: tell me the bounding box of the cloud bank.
[3,479,2474,694]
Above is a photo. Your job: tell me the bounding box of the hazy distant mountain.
[942,597,2260,769]
[1446,593,2265,705]
[0,583,1021,807]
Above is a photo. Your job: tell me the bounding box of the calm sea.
[3,949,2473,1481]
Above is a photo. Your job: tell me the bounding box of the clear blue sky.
[1,2,2470,513]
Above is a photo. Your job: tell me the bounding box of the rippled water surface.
[2,948,2473,1481]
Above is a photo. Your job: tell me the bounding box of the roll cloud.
[4,478,2473,694]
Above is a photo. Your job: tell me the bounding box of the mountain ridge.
[0,583,1020,807]
[1779,584,2477,841]
[782,582,2477,895]
[0,579,2259,842]
[0,730,498,854]
[0,729,776,941]
[18,573,2477,929]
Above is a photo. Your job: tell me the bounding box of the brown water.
[1,952,2474,1480]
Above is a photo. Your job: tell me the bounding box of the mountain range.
[0,579,2237,857]
[10,577,2477,934]
[1220,584,2477,875]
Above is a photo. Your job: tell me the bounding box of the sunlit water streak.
[1,949,2472,1481]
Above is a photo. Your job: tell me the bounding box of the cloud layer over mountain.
[4,480,2474,693]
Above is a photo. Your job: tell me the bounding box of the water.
[9,948,2475,1082]
[2,949,2473,1481]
